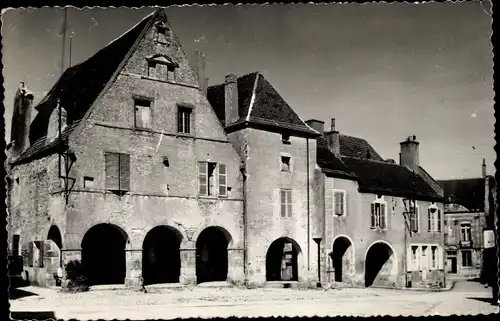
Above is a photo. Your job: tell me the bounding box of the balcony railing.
[459,240,473,248]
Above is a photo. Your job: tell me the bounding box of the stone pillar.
[125,249,142,288]
[227,249,245,285]
[180,242,196,285]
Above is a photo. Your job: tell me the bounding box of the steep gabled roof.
[339,134,383,161]
[206,73,319,137]
[13,9,159,165]
[316,132,442,201]
[316,136,357,179]
[342,156,443,201]
[438,178,491,212]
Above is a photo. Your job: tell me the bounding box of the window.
[148,61,156,78]
[409,202,419,233]
[431,246,437,269]
[282,134,291,145]
[280,189,293,218]
[166,64,176,82]
[462,250,472,267]
[134,98,152,129]
[370,197,387,229]
[105,153,130,193]
[428,203,441,232]
[460,223,471,242]
[178,107,192,134]
[333,190,346,216]
[411,245,418,270]
[156,25,168,43]
[12,235,20,256]
[281,156,291,172]
[199,162,227,197]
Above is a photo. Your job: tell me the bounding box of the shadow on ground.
[466,297,496,305]
[9,288,39,300]
[10,311,56,320]
[467,278,484,283]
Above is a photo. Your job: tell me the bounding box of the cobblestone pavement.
[9,280,499,320]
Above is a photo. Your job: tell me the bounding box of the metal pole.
[60,7,68,76]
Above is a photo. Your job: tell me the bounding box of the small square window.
[134,98,152,129]
[282,134,291,145]
[281,156,291,172]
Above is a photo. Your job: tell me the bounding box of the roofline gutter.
[224,120,321,139]
[357,186,444,203]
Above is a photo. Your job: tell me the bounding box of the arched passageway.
[266,237,301,282]
[196,227,231,284]
[364,241,396,287]
[45,225,63,282]
[331,237,353,282]
[81,224,128,286]
[142,226,182,285]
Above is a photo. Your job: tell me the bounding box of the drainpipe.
[240,162,248,285]
[306,138,310,271]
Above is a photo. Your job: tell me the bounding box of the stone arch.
[142,225,183,285]
[44,225,63,283]
[266,237,302,282]
[195,226,232,284]
[81,223,129,286]
[364,240,398,287]
[331,235,355,283]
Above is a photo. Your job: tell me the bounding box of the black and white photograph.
[3,1,498,319]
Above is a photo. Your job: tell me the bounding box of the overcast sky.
[2,3,494,179]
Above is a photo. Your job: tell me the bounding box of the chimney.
[482,158,487,178]
[224,73,239,126]
[305,119,324,134]
[325,118,340,157]
[399,135,419,170]
[192,50,208,95]
[9,82,34,158]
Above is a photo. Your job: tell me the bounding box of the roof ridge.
[245,72,260,121]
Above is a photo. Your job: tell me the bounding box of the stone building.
[438,160,496,279]
[206,73,320,287]
[306,119,446,289]
[6,8,321,289]
[7,9,246,288]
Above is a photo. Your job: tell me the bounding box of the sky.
[1,3,494,179]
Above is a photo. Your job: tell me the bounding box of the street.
[9,280,499,319]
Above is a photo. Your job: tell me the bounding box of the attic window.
[282,134,291,145]
[156,25,168,44]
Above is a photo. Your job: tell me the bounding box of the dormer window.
[146,54,178,82]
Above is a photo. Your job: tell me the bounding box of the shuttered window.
[371,201,387,229]
[409,205,419,232]
[280,189,293,218]
[105,153,130,193]
[428,204,441,232]
[134,99,152,129]
[27,242,34,267]
[199,162,226,197]
[334,190,346,216]
[437,210,442,232]
[218,164,227,197]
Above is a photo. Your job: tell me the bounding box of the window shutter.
[198,162,207,196]
[407,246,413,272]
[370,203,375,227]
[177,109,183,133]
[280,189,286,217]
[437,210,442,232]
[135,106,144,128]
[428,209,431,232]
[105,153,120,190]
[119,154,130,191]
[38,241,44,267]
[141,106,151,128]
[218,163,227,197]
[437,246,444,270]
[380,204,386,228]
[415,207,419,232]
[27,242,34,267]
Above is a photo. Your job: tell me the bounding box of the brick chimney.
[9,82,34,158]
[305,119,324,134]
[192,50,208,95]
[400,135,419,170]
[325,118,340,157]
[224,73,239,126]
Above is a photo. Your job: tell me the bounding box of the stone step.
[264,281,301,289]
[196,281,234,288]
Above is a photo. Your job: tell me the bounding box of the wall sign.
[484,230,495,249]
